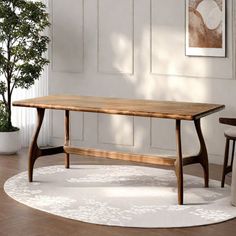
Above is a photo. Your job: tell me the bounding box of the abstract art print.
[186,0,226,57]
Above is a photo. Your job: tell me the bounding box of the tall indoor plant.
[0,0,50,154]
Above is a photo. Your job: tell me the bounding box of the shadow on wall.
[50,0,235,160]
[98,2,233,158]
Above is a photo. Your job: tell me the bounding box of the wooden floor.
[0,149,235,236]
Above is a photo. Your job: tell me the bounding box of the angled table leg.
[64,110,70,168]
[175,120,183,205]
[194,119,209,188]
[28,108,65,182]
[221,138,230,187]
[28,108,45,182]
[174,119,209,204]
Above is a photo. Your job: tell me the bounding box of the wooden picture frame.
[186,0,226,57]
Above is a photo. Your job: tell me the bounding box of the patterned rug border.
[4,165,236,228]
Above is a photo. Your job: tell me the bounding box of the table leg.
[175,120,183,205]
[28,108,45,182]
[65,110,70,168]
[194,119,209,188]
[221,138,230,187]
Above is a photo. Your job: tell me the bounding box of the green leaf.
[0,0,50,131]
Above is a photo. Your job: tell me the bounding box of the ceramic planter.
[0,130,21,154]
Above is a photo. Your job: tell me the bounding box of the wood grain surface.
[13,95,225,120]
[63,146,176,166]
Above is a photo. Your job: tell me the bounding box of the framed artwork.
[186,0,226,57]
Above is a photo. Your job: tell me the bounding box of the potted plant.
[0,0,50,154]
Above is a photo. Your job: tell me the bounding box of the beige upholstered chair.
[219,118,236,187]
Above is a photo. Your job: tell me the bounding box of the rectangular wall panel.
[98,114,134,146]
[151,119,199,155]
[52,0,84,72]
[71,112,84,141]
[151,0,233,79]
[98,0,134,74]
[52,110,84,141]
[49,0,236,165]
[151,119,176,150]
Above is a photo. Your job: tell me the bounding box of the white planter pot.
[0,130,21,155]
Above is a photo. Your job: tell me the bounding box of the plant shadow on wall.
[0,0,50,153]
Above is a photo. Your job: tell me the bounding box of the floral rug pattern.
[4,165,236,228]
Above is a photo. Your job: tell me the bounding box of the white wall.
[48,0,236,164]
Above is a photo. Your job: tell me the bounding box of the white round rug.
[4,165,236,228]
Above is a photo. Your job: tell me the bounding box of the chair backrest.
[219,118,236,126]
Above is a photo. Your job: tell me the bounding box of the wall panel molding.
[97,0,134,75]
[51,111,84,142]
[51,0,84,73]
[150,0,235,80]
[150,118,176,150]
[97,114,135,147]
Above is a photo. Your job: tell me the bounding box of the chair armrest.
[219,117,236,126]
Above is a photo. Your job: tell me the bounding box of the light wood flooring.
[0,149,235,236]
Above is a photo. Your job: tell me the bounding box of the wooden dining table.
[13,95,225,205]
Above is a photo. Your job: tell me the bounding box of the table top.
[13,95,225,120]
